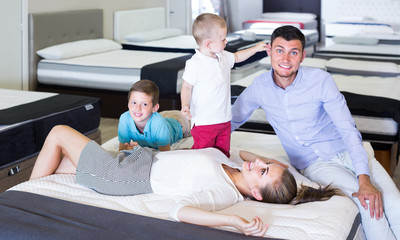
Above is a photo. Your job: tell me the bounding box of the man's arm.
[234,42,267,63]
[322,74,383,219]
[177,206,268,236]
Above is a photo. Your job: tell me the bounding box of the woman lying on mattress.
[30,125,342,237]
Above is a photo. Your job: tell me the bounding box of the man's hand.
[352,174,383,220]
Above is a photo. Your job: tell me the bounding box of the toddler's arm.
[234,42,267,63]
[180,80,193,120]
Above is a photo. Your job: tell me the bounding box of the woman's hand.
[232,215,269,236]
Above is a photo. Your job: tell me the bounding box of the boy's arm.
[119,142,126,151]
[119,141,138,151]
[180,80,193,120]
[234,42,267,63]
[158,144,171,151]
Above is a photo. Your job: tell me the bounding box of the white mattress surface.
[40,49,188,68]
[10,132,361,239]
[123,35,198,49]
[234,29,318,38]
[261,12,317,20]
[0,88,57,110]
[319,43,400,56]
[123,34,240,49]
[326,58,400,76]
[325,22,395,36]
[332,74,400,100]
[244,18,318,30]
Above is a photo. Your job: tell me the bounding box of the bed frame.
[29,9,180,119]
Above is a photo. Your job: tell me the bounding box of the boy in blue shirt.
[118,80,190,151]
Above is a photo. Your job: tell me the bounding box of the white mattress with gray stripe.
[37,50,188,93]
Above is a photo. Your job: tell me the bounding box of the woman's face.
[241,158,286,193]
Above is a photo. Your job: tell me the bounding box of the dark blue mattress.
[0,94,101,168]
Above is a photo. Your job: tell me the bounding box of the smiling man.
[231,25,400,239]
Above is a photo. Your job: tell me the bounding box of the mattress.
[8,131,363,240]
[37,50,189,94]
[243,18,318,30]
[231,69,400,145]
[113,7,267,69]
[324,22,400,45]
[325,34,400,46]
[326,22,394,35]
[232,29,319,49]
[0,88,101,169]
[121,35,268,69]
[247,11,318,30]
[260,57,400,77]
[313,43,400,63]
[122,35,198,53]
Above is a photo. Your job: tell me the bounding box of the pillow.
[124,28,183,42]
[37,39,122,60]
[326,58,399,77]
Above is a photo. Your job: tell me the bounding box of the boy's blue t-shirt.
[118,112,183,149]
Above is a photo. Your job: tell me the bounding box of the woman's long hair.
[256,168,343,204]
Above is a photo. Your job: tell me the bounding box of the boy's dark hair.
[128,80,159,106]
[271,25,306,50]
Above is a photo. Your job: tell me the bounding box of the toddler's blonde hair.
[192,13,226,45]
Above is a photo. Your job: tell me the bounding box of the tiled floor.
[99,118,400,190]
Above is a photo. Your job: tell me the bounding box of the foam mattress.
[38,50,188,94]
